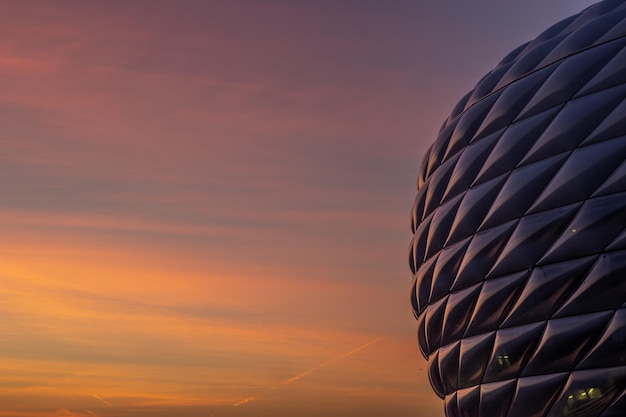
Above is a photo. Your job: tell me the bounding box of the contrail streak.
[233,335,386,406]
[233,396,256,406]
[92,394,115,407]
[279,335,386,386]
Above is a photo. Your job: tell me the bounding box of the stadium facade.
[409,1,626,416]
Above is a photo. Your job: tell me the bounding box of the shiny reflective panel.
[409,1,626,415]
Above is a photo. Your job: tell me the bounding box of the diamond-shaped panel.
[410,1,626,416]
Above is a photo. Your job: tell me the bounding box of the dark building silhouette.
[409,1,626,416]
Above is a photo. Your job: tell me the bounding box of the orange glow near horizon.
[0,227,432,416]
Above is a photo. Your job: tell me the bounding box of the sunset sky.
[0,1,599,416]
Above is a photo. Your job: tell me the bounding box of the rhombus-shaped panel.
[410,1,626,416]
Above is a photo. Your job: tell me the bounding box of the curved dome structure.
[409,1,626,416]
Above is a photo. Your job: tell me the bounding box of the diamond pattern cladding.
[409,1,626,416]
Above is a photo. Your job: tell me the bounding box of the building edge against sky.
[409,1,626,416]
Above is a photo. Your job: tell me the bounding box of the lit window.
[496,354,510,367]
[565,388,603,412]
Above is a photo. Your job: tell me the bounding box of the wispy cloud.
[0,410,100,417]
[0,1,438,415]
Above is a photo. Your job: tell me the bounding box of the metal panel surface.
[410,1,626,415]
